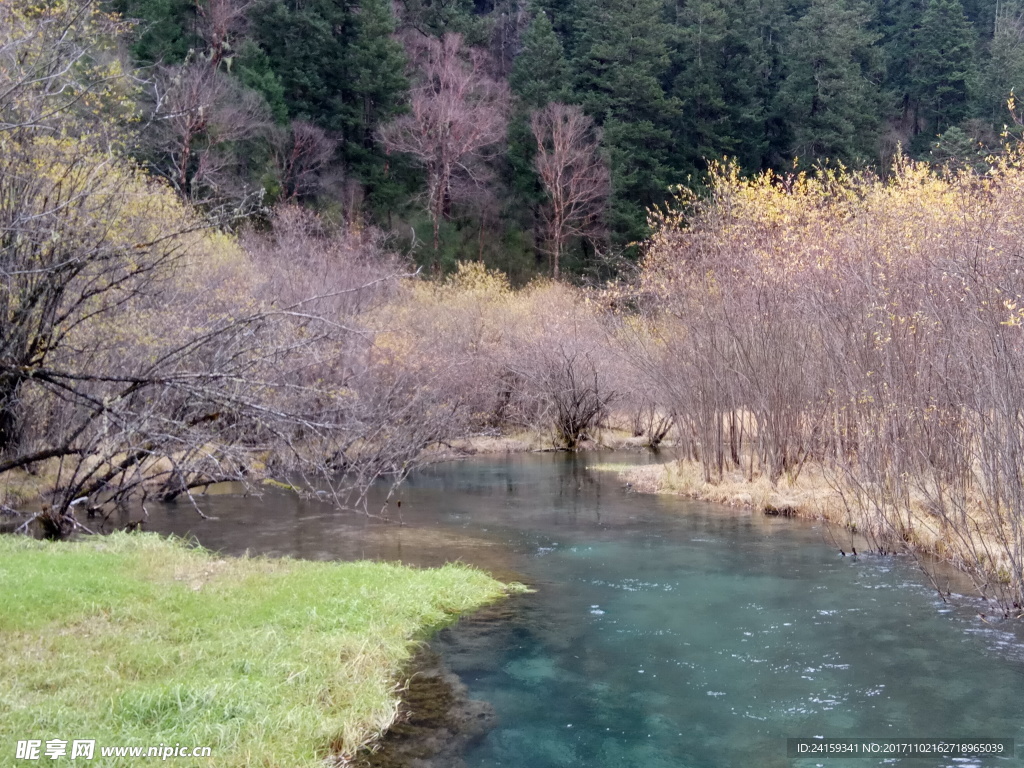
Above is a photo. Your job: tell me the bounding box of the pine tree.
[777,0,886,165]
[870,0,926,134]
[572,0,677,246]
[982,1,1024,123]
[340,0,410,212]
[532,0,580,52]
[912,0,978,136]
[672,0,731,176]
[235,40,289,124]
[395,0,485,43]
[507,10,572,210]
[114,0,199,64]
[510,10,570,108]
[670,0,772,176]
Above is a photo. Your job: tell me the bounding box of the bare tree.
[272,120,338,202]
[195,0,254,69]
[530,103,609,279]
[0,9,470,532]
[149,61,271,205]
[378,33,508,257]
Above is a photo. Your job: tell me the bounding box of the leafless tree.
[149,60,271,205]
[530,103,609,279]
[378,33,508,257]
[195,0,254,69]
[272,120,338,202]
[0,9,473,531]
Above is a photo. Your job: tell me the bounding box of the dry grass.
[434,423,657,458]
[618,459,838,516]
[614,458,1022,598]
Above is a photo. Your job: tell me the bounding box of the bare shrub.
[539,349,615,449]
[636,156,1024,613]
[379,265,623,448]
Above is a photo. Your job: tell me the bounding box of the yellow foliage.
[0,0,139,137]
[643,154,1024,317]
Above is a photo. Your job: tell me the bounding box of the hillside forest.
[114,0,1024,275]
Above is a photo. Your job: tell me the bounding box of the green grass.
[0,533,517,767]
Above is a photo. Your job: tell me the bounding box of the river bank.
[609,457,1021,613]
[0,533,521,767]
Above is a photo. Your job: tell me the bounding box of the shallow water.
[143,452,1024,768]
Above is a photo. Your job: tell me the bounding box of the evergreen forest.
[113,0,1024,277]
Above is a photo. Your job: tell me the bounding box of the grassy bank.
[0,533,518,766]
[615,460,841,520]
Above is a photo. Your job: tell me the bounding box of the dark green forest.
[113,0,1024,277]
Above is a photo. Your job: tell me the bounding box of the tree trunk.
[0,377,22,452]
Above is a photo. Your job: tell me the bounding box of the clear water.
[142,453,1024,768]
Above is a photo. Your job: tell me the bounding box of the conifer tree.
[395,0,485,43]
[510,10,570,109]
[670,0,772,175]
[982,1,1024,122]
[250,0,408,212]
[340,0,410,212]
[507,10,572,223]
[572,0,677,246]
[235,40,289,124]
[777,0,885,165]
[912,0,978,135]
[532,0,580,52]
[114,0,199,64]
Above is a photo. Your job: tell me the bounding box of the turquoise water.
[144,453,1024,767]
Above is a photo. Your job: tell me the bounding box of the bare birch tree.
[378,33,508,258]
[530,103,609,279]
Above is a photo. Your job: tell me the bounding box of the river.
[142,452,1024,768]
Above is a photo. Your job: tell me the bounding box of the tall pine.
[573,0,677,246]
[510,10,570,108]
[778,0,886,165]
[982,1,1024,122]
[670,0,776,176]
[912,0,978,136]
[506,10,572,261]
[250,0,409,213]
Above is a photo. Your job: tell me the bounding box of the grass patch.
[0,533,518,766]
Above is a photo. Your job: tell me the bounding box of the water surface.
[143,453,1024,768]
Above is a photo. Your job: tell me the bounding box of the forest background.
[114,0,1022,277]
